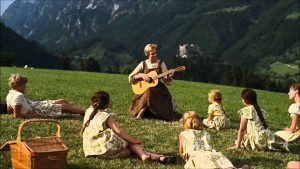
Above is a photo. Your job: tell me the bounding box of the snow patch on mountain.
[86,0,97,10]
[112,3,119,14]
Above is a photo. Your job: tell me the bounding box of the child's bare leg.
[128,143,149,160]
[55,99,70,104]
[61,104,85,114]
[145,151,165,161]
[287,161,300,169]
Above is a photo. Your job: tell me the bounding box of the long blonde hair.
[144,44,157,56]
[180,111,203,130]
[8,74,28,89]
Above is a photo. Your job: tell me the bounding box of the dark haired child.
[81,91,175,163]
[228,88,289,151]
[275,83,300,142]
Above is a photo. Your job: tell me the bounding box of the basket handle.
[17,118,61,141]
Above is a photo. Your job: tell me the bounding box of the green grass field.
[269,62,299,76]
[0,67,299,169]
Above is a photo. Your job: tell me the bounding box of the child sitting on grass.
[6,74,85,118]
[203,89,230,130]
[179,111,236,169]
[81,91,176,164]
[228,88,289,151]
[275,83,300,142]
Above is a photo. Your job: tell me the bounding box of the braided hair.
[80,91,110,136]
[241,89,268,129]
[180,111,204,130]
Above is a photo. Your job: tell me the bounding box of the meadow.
[269,62,299,76]
[0,67,299,169]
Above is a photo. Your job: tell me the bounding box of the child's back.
[181,129,211,158]
[203,89,230,130]
[179,111,234,169]
[83,107,128,158]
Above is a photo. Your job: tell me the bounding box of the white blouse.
[128,59,168,82]
[6,90,32,114]
[288,103,300,116]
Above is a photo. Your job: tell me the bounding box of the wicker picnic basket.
[0,119,68,169]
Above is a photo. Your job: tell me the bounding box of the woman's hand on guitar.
[135,73,151,82]
[169,69,175,77]
[141,74,151,82]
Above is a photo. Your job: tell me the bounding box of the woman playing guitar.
[128,44,181,121]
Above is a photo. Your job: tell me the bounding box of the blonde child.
[81,91,176,163]
[179,111,235,169]
[228,88,289,151]
[6,74,85,118]
[203,89,230,130]
[275,83,300,142]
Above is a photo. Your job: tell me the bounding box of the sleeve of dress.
[128,62,143,83]
[207,104,214,115]
[238,107,253,120]
[288,104,300,116]
[161,61,172,85]
[14,94,24,106]
[161,61,168,72]
[203,131,212,151]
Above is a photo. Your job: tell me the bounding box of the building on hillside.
[177,43,203,58]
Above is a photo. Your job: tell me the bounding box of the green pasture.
[0,67,299,169]
[269,61,299,76]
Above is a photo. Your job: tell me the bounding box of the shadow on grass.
[59,114,84,120]
[289,142,300,155]
[228,118,240,129]
[0,114,83,121]
[231,156,282,168]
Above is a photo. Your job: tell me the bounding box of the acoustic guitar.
[132,66,185,94]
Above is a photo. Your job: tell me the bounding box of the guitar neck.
[153,70,173,80]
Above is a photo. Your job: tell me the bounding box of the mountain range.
[1,0,299,73]
[0,22,58,68]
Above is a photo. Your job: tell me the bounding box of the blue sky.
[1,0,15,15]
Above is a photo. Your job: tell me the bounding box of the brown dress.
[128,61,180,121]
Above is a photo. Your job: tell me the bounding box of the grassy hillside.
[0,67,299,169]
[269,62,299,76]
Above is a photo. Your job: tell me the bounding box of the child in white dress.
[6,74,85,118]
[81,91,176,163]
[228,88,289,151]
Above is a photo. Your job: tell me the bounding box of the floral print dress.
[238,106,289,151]
[6,89,62,117]
[203,102,230,130]
[83,107,128,158]
[181,129,234,169]
[275,103,300,142]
